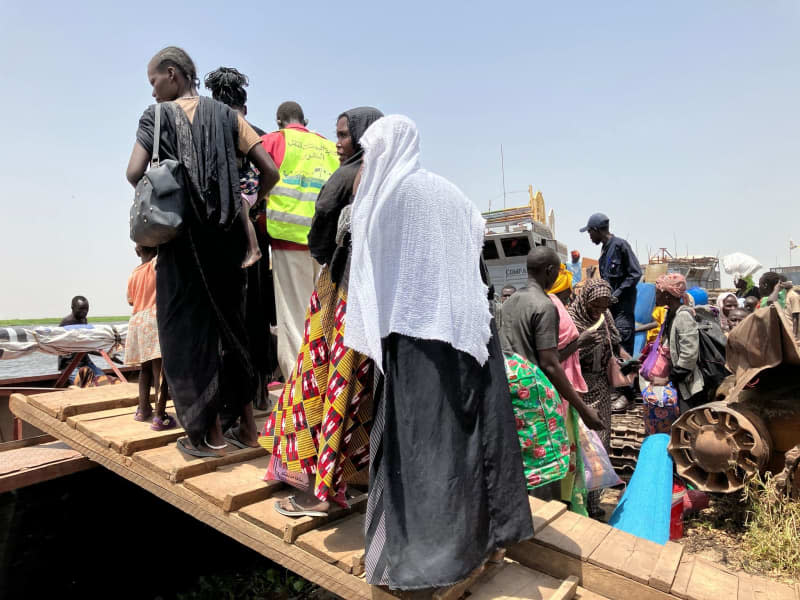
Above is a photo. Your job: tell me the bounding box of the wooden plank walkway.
[0,439,93,493]
[9,386,798,600]
[10,387,580,600]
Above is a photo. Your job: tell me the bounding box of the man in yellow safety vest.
[261,101,340,379]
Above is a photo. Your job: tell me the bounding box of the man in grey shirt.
[500,247,604,499]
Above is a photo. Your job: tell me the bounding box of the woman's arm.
[248,144,279,201]
[636,320,658,333]
[126,142,150,188]
[558,338,579,362]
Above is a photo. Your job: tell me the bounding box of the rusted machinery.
[668,306,800,497]
[610,403,646,481]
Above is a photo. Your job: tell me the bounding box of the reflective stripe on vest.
[267,128,339,244]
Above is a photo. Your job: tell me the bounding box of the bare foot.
[241,246,262,268]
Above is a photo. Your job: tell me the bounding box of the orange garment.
[127,259,157,314]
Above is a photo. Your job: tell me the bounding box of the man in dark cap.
[580,213,642,355]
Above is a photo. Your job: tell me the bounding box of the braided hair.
[204,67,249,109]
[150,46,199,88]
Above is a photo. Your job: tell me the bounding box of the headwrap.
[716,291,737,333]
[567,279,621,367]
[571,250,580,261]
[308,107,385,267]
[346,115,492,370]
[568,279,615,334]
[547,264,573,295]
[656,273,687,298]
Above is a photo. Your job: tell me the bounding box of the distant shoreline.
[0,316,130,326]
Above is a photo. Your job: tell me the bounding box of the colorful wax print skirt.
[504,353,570,490]
[259,267,372,505]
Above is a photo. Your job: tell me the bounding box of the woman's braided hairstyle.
[204,67,249,108]
[150,46,199,88]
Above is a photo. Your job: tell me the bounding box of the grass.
[682,473,800,583]
[0,316,129,326]
[740,473,800,579]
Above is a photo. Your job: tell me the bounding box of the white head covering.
[344,115,492,370]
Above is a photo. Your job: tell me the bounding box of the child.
[239,162,263,268]
[125,245,175,430]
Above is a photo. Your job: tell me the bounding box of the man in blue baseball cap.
[580,213,642,355]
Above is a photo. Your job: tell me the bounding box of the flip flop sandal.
[176,437,222,459]
[223,427,252,449]
[151,415,177,431]
[274,496,328,518]
[134,410,152,422]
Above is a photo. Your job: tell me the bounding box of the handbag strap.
[151,103,162,167]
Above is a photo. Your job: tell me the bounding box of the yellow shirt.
[646,306,668,343]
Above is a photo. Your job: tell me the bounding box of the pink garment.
[549,294,588,394]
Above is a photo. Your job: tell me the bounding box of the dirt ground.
[598,488,799,586]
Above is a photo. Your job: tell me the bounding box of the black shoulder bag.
[130,103,186,246]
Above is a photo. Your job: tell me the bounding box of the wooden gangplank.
[10,385,593,600]
[11,386,797,600]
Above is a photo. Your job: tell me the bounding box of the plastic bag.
[721,252,761,280]
[578,420,623,492]
[264,453,312,493]
[642,382,680,435]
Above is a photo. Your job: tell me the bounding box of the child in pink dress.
[125,245,175,430]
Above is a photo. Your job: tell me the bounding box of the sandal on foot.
[274,495,328,518]
[134,409,152,422]
[223,427,256,449]
[151,414,177,431]
[176,437,222,459]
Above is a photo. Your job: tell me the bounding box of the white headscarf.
[344,115,492,371]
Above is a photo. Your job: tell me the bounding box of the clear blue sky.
[1,1,799,319]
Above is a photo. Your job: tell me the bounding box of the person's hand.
[650,376,669,386]
[781,281,794,290]
[579,405,605,431]
[578,329,604,346]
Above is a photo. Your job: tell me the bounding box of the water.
[0,323,126,380]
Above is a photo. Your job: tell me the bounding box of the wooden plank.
[535,512,611,560]
[76,413,185,455]
[182,455,280,511]
[296,513,365,575]
[508,540,676,600]
[0,434,55,451]
[533,500,568,533]
[623,537,666,585]
[670,554,695,599]
[9,393,372,600]
[684,558,738,600]
[0,454,93,493]
[239,492,367,543]
[588,527,661,584]
[649,541,684,593]
[22,384,140,420]
[132,443,265,482]
[573,587,611,600]
[551,575,580,600]
[432,559,505,600]
[467,562,563,600]
[66,401,174,428]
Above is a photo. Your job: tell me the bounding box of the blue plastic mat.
[633,282,656,357]
[608,433,673,544]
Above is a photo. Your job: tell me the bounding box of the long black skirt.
[156,221,255,448]
[364,328,533,590]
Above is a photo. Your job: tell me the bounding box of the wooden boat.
[10,385,795,600]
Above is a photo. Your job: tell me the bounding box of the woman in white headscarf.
[347,115,533,591]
